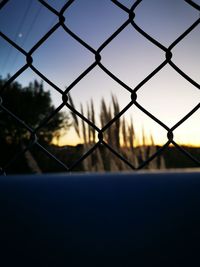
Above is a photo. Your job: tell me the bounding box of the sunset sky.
[0,0,200,146]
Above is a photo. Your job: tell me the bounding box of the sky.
[0,0,200,146]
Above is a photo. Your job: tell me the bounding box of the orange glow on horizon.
[52,131,200,148]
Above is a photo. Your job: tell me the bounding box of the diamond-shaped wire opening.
[101,105,168,170]
[172,26,200,85]
[62,0,128,49]
[66,67,131,127]
[32,28,94,89]
[173,108,200,149]
[0,1,57,50]
[136,66,200,127]
[133,0,197,46]
[101,23,165,86]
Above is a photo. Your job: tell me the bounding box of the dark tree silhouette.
[0,78,70,145]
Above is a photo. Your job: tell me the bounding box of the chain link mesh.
[0,0,200,175]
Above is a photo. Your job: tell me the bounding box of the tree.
[0,78,70,145]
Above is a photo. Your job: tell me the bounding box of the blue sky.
[0,0,200,146]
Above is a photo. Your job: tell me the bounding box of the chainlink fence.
[0,0,200,175]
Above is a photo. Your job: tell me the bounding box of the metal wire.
[0,0,200,174]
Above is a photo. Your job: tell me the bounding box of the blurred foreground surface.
[1,171,200,266]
